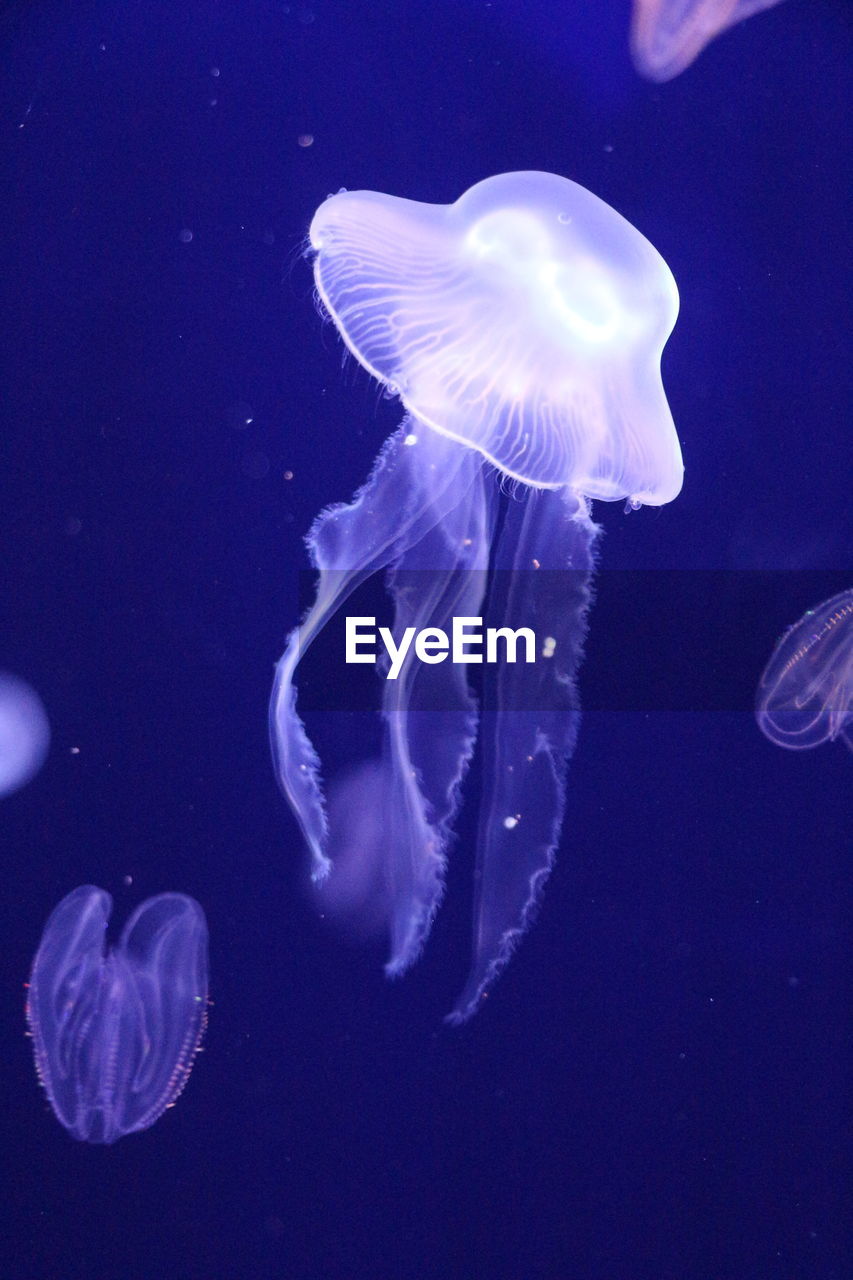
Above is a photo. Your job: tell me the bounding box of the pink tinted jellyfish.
[270,171,682,1021]
[756,589,853,751]
[631,0,787,82]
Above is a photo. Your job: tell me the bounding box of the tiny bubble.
[179,228,193,243]
[557,211,571,225]
[297,133,314,148]
[210,66,220,78]
[283,470,294,481]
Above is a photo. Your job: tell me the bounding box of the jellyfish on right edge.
[271,171,682,1022]
[630,0,787,82]
[756,589,853,751]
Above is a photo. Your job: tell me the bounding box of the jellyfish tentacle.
[447,488,600,1024]
[269,422,480,881]
[380,465,497,975]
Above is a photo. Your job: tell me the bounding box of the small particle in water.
[210,67,220,78]
[227,401,253,430]
[542,636,556,659]
[503,815,519,830]
[403,433,418,447]
[283,470,294,481]
[297,134,314,148]
[179,228,193,244]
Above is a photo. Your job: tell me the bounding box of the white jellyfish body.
[0,673,50,798]
[310,171,681,503]
[272,172,682,1021]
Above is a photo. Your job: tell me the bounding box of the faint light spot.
[542,635,556,658]
[557,211,571,225]
[403,433,418,446]
[242,450,270,480]
[210,66,220,78]
[604,143,614,153]
[297,133,314,148]
[283,470,294,481]
[531,557,540,568]
[503,815,519,830]
[123,875,133,886]
[179,228,193,244]
[70,746,80,755]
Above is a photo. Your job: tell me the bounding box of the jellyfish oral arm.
[448,488,600,1024]
[378,457,493,972]
[269,423,482,884]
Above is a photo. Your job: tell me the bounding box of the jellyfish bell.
[310,171,682,505]
[273,171,682,1021]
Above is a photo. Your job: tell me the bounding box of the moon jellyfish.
[0,672,50,798]
[271,171,681,1021]
[27,886,209,1143]
[630,0,786,82]
[756,589,853,751]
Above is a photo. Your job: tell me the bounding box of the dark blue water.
[1,2,849,1277]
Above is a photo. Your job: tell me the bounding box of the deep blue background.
[1,2,850,1277]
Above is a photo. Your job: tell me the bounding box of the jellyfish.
[27,886,209,1143]
[756,589,853,751]
[630,0,786,82]
[0,672,50,799]
[270,171,681,1021]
